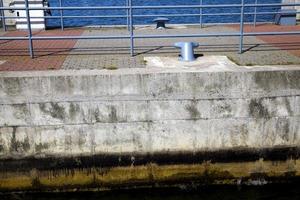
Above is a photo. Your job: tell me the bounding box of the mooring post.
[153,17,169,29]
[25,0,34,58]
[239,0,245,54]
[200,0,203,28]
[253,0,258,27]
[174,42,199,62]
[0,0,6,31]
[129,0,134,56]
[59,0,64,30]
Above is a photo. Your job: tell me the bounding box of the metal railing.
[0,0,300,58]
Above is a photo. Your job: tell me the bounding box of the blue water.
[47,0,281,28]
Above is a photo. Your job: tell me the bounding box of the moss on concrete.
[69,103,80,121]
[249,99,270,119]
[0,160,299,192]
[185,100,201,119]
[9,127,30,154]
[39,103,66,121]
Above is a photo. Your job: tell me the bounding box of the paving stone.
[0,29,83,71]
[62,25,300,70]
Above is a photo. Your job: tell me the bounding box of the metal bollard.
[174,42,199,61]
[153,17,169,29]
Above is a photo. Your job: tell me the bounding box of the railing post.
[253,0,258,27]
[200,0,203,28]
[129,0,134,56]
[0,0,6,31]
[59,0,64,30]
[25,0,34,58]
[239,0,245,54]
[126,0,130,31]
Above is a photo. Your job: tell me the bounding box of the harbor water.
[47,0,281,27]
[1,185,300,200]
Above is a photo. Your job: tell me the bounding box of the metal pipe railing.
[126,0,130,31]
[199,0,203,28]
[254,0,258,27]
[25,0,33,58]
[2,10,300,20]
[239,0,245,54]
[1,3,300,11]
[59,0,64,30]
[0,1,299,58]
[1,31,299,41]
[0,0,6,31]
[129,0,134,56]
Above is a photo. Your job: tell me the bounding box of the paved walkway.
[0,29,83,71]
[0,24,299,71]
[238,24,300,57]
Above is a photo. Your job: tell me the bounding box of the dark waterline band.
[1,146,299,172]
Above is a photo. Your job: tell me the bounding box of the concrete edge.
[1,65,300,78]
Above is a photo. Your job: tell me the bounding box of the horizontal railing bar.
[244,31,300,36]
[33,35,131,40]
[1,32,299,41]
[2,10,300,20]
[0,6,129,11]
[3,15,127,19]
[134,32,300,39]
[1,3,300,11]
[132,11,300,17]
[243,3,300,7]
[0,37,28,40]
[0,35,130,40]
[132,3,300,9]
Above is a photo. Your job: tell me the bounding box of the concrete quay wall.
[0,68,299,159]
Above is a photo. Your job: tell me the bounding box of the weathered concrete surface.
[0,57,300,190]
[0,57,299,158]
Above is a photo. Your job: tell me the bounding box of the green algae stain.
[69,103,80,121]
[108,106,118,123]
[249,99,270,119]
[185,102,201,119]
[35,143,50,153]
[0,145,4,153]
[39,103,66,121]
[94,108,101,123]
[9,127,30,154]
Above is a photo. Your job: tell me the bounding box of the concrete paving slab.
[144,56,238,70]
[144,56,300,73]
